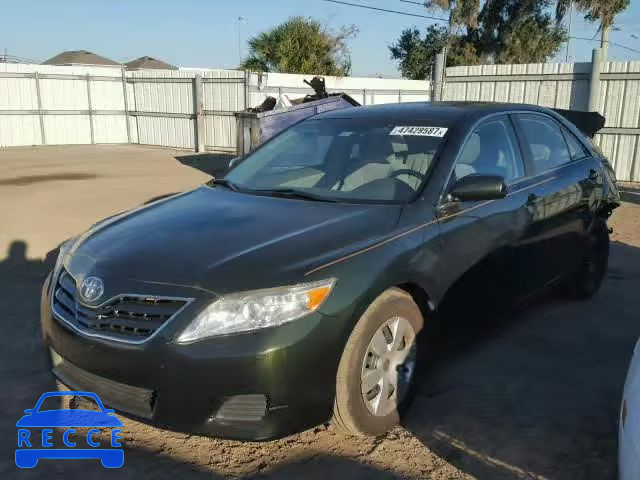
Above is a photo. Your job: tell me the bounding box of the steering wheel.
[389,169,425,182]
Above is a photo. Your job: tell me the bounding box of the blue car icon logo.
[16,391,124,468]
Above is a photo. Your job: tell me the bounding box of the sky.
[2,0,640,77]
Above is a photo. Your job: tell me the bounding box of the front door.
[435,115,542,303]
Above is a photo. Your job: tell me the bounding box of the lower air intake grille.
[214,395,268,423]
[53,354,155,419]
[52,268,190,342]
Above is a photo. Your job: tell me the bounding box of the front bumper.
[41,273,353,440]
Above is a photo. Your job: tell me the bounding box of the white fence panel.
[43,116,91,145]
[443,60,639,182]
[39,77,88,110]
[0,77,38,110]
[135,116,195,150]
[597,61,640,181]
[0,116,41,147]
[247,72,430,108]
[127,69,196,149]
[1,61,637,181]
[444,62,591,110]
[202,70,245,152]
[0,63,126,146]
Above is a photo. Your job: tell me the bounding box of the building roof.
[41,50,120,66]
[124,56,177,70]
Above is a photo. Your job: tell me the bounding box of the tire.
[564,219,610,299]
[332,287,424,436]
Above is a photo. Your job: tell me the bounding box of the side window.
[562,128,589,161]
[454,117,525,183]
[515,114,572,175]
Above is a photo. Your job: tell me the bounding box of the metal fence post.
[243,70,250,110]
[121,65,131,144]
[194,73,205,152]
[86,74,95,144]
[587,48,602,112]
[34,72,46,145]
[362,89,367,105]
[432,53,445,102]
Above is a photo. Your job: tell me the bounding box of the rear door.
[512,113,601,282]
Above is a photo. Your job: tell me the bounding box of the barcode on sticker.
[390,126,448,137]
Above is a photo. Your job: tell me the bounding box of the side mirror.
[450,174,507,202]
[228,157,242,169]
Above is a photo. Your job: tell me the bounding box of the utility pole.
[565,1,573,62]
[601,24,610,61]
[237,16,245,66]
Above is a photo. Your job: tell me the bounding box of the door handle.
[588,169,599,181]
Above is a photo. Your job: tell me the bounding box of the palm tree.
[556,0,630,58]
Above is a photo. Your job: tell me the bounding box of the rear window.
[562,128,589,161]
[515,114,571,175]
[225,118,449,202]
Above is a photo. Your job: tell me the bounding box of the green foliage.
[390,0,568,76]
[556,0,630,29]
[389,26,450,79]
[425,0,482,29]
[477,0,567,63]
[240,17,357,76]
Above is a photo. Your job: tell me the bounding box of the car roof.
[314,101,554,124]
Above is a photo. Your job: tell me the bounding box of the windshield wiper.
[210,178,241,191]
[252,188,341,203]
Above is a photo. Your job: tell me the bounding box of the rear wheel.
[332,288,423,436]
[564,219,609,299]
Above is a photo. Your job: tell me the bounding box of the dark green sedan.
[42,102,620,440]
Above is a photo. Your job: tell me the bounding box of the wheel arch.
[395,282,435,322]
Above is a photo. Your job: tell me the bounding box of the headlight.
[176,278,335,343]
[54,238,76,275]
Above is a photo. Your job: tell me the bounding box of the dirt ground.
[1,145,639,480]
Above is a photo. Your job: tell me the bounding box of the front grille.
[52,268,190,342]
[53,352,155,419]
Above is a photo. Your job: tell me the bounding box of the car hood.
[67,186,401,294]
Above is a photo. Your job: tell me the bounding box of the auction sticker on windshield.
[389,126,448,137]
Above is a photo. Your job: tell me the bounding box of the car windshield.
[223,118,448,203]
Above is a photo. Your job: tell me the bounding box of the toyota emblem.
[79,276,104,303]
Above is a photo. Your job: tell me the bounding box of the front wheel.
[332,288,423,436]
[564,219,610,299]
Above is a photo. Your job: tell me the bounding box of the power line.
[569,36,640,55]
[398,0,427,6]
[319,0,448,22]
[319,1,640,56]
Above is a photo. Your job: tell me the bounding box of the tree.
[390,0,567,76]
[389,26,449,79]
[555,0,630,58]
[476,0,567,63]
[425,0,483,30]
[240,17,357,75]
